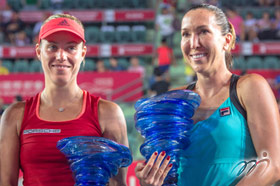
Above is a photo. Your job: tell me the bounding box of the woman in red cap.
[0,14,129,186]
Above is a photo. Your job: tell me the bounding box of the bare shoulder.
[1,101,26,135]
[98,99,123,117]
[98,99,127,145]
[2,101,26,120]
[237,73,275,107]
[238,73,270,94]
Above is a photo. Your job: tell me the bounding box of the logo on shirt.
[231,152,269,178]
[23,129,61,134]
[219,107,231,117]
[58,19,70,26]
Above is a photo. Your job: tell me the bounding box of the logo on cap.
[58,19,70,26]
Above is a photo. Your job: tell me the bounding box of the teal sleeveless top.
[178,74,257,186]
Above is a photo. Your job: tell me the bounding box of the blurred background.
[0,0,279,184]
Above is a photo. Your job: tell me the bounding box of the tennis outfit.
[178,74,257,186]
[20,90,102,186]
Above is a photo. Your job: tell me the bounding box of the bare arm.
[236,74,280,186]
[0,102,25,186]
[98,99,129,186]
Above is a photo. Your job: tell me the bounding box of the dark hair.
[15,95,23,101]
[153,67,164,77]
[161,38,167,43]
[225,6,237,13]
[186,4,236,69]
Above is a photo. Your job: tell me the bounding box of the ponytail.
[225,21,236,69]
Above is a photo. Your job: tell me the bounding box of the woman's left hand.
[135,151,173,186]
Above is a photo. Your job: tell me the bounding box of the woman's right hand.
[135,151,173,186]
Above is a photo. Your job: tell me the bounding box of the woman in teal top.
[178,74,257,186]
[135,4,280,186]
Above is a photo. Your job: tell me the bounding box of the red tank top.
[20,90,102,186]
[157,46,173,66]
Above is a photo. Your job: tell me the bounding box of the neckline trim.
[36,90,87,123]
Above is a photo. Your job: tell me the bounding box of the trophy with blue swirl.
[57,136,132,186]
[134,90,201,185]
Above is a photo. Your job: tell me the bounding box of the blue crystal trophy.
[57,136,132,186]
[134,90,201,185]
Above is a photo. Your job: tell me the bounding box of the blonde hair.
[42,13,84,30]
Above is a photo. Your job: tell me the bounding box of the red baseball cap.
[38,17,86,43]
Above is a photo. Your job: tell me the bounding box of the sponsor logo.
[231,152,270,177]
[58,19,70,26]
[23,129,61,134]
[219,107,231,117]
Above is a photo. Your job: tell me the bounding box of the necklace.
[42,90,82,112]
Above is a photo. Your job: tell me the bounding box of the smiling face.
[181,8,231,74]
[36,31,86,86]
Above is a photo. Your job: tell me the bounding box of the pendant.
[58,107,65,112]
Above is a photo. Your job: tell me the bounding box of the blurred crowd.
[226,7,280,42]
[0,0,280,108]
[1,0,280,45]
[156,0,280,44]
